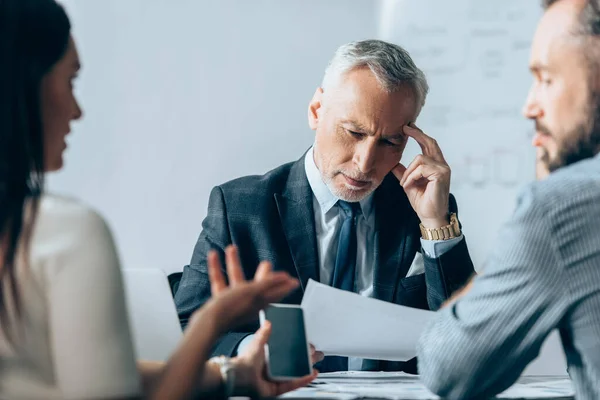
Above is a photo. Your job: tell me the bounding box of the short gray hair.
[322,39,429,115]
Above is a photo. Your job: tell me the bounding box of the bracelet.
[209,356,235,398]
[419,213,461,240]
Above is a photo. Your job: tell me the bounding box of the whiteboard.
[379,0,541,268]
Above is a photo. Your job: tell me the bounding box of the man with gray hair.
[175,39,475,373]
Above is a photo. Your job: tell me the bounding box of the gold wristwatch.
[420,213,461,240]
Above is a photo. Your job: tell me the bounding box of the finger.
[400,155,438,186]
[403,124,446,163]
[392,163,406,182]
[254,320,272,348]
[312,351,325,364]
[261,279,300,302]
[244,322,271,360]
[225,245,246,286]
[255,271,294,287]
[207,250,227,296]
[253,272,297,292]
[309,343,315,352]
[273,370,318,396]
[244,275,299,310]
[255,261,273,281]
[401,164,445,189]
[261,284,300,305]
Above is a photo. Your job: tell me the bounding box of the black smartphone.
[259,304,312,381]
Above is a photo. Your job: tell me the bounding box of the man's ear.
[308,87,324,131]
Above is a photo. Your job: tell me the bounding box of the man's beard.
[323,171,377,202]
[539,94,600,173]
[324,177,374,202]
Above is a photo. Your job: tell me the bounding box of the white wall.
[51,0,378,273]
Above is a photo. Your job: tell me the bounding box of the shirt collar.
[304,146,375,223]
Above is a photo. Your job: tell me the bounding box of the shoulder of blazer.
[216,153,310,205]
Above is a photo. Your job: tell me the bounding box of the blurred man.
[418,0,600,398]
[175,39,474,373]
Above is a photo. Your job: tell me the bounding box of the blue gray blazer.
[174,154,475,372]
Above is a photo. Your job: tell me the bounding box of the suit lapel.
[372,175,416,303]
[274,157,320,291]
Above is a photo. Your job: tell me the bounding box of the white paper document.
[300,279,434,361]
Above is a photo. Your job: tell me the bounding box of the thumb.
[254,321,272,348]
[392,163,406,181]
[245,321,271,359]
[255,261,273,281]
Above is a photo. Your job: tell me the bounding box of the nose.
[353,139,377,176]
[522,86,542,120]
[73,96,83,121]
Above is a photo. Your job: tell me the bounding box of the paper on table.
[300,279,435,361]
[282,372,574,399]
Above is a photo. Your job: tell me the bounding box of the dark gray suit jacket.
[174,155,475,372]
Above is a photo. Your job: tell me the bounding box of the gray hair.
[322,39,429,115]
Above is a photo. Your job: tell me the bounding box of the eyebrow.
[341,120,406,141]
[529,62,549,73]
[341,120,372,134]
[383,132,407,141]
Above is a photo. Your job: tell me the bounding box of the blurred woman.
[0,0,315,398]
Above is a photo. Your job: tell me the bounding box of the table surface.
[279,372,574,400]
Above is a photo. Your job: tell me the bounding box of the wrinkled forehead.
[324,68,419,128]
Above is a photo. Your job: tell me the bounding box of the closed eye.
[534,72,552,86]
[381,138,405,147]
[347,130,365,139]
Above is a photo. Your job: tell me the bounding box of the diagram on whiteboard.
[379,0,541,268]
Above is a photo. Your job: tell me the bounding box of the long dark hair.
[0,0,71,325]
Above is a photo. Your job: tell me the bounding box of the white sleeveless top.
[0,195,141,399]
